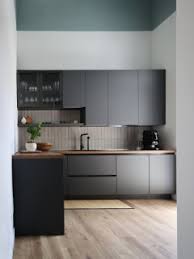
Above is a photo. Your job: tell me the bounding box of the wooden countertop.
[13,151,64,159]
[62,150,175,155]
[13,149,175,158]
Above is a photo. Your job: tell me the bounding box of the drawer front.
[67,177,116,196]
[67,155,116,176]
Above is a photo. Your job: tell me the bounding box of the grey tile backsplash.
[18,110,147,150]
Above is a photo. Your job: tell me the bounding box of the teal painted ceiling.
[16,0,176,31]
[152,0,176,29]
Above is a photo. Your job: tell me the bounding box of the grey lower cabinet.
[67,155,116,176]
[85,71,108,126]
[138,70,165,126]
[13,158,64,236]
[66,155,117,196]
[65,154,176,197]
[150,155,176,194]
[63,71,85,108]
[68,177,116,196]
[108,71,139,125]
[117,155,149,195]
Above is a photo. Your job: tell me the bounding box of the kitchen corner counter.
[13,151,64,159]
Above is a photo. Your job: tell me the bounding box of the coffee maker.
[143,130,159,150]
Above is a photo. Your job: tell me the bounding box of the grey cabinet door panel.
[63,71,85,108]
[85,71,108,126]
[117,155,149,195]
[152,71,165,125]
[150,155,176,194]
[67,155,116,176]
[68,176,116,196]
[138,71,153,125]
[109,71,138,125]
[138,70,165,125]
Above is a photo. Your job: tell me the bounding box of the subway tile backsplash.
[18,126,138,150]
[18,110,147,150]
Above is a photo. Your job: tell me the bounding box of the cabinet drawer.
[67,155,116,176]
[67,177,116,196]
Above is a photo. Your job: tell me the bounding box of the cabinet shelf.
[18,123,85,128]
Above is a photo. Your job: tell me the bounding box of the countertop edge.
[13,150,176,158]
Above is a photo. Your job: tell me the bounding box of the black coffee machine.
[143,130,159,150]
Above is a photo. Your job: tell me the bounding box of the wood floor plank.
[14,199,177,259]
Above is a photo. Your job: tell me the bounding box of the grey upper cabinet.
[138,70,165,126]
[17,71,63,109]
[117,155,149,195]
[108,71,138,125]
[63,71,85,108]
[85,71,108,126]
[17,69,166,126]
[150,155,176,194]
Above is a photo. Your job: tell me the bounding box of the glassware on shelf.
[21,81,28,91]
[53,81,60,91]
[19,99,23,105]
[30,97,34,103]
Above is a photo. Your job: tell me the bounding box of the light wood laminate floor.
[14,199,177,259]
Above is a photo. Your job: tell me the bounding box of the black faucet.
[80,133,90,150]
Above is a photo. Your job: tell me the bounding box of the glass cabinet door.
[17,71,62,109]
[17,71,40,108]
[40,71,62,109]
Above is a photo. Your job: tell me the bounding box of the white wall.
[17,31,152,70]
[177,0,194,258]
[0,0,17,258]
[152,13,176,149]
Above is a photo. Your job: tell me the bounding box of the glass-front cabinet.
[17,71,62,109]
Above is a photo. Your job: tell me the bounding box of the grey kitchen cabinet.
[108,71,138,125]
[85,71,108,126]
[66,155,117,196]
[117,155,149,195]
[67,176,116,196]
[17,71,39,109]
[17,70,63,109]
[63,71,85,108]
[13,157,64,236]
[138,70,165,125]
[67,155,116,176]
[150,155,176,194]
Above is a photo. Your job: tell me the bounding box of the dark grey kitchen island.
[12,152,64,236]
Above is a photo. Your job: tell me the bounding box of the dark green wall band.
[16,0,176,31]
